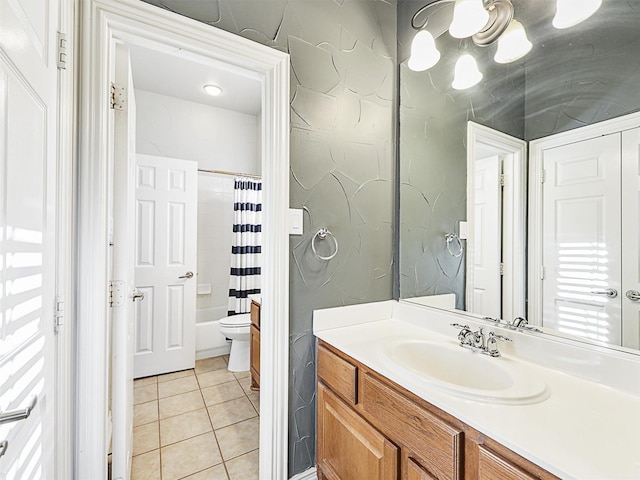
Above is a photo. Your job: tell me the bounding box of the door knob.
[178,271,194,279]
[0,396,37,425]
[590,288,618,298]
[0,440,7,459]
[626,290,640,301]
[132,290,145,302]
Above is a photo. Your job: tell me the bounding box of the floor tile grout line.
[133,355,259,480]
[198,370,232,480]
[157,380,163,480]
[223,446,260,463]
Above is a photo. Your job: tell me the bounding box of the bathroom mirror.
[397,0,640,352]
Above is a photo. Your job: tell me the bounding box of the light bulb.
[408,30,441,72]
[203,84,223,96]
[452,54,483,90]
[553,0,602,29]
[494,20,532,64]
[449,0,490,39]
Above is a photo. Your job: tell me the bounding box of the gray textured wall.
[398,0,640,305]
[522,0,640,140]
[139,0,397,475]
[397,0,524,306]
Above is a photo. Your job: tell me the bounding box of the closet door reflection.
[622,127,640,349]
[540,127,640,349]
[541,133,621,345]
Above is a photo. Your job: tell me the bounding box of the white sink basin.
[380,339,549,405]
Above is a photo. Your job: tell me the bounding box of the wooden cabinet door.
[250,324,260,390]
[478,446,537,480]
[318,384,399,480]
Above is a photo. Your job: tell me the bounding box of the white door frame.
[55,2,78,479]
[466,122,527,321]
[528,110,640,326]
[76,1,290,478]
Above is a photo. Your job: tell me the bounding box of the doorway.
[77,0,290,478]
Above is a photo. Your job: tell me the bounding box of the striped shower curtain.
[228,177,262,315]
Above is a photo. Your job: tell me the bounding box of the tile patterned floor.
[131,356,259,480]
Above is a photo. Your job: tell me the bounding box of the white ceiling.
[128,44,262,116]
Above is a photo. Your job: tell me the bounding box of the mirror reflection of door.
[540,127,640,349]
[466,122,527,323]
[472,155,502,319]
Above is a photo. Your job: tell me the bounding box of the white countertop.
[248,294,262,306]
[313,301,640,480]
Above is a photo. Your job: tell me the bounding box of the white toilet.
[218,313,251,372]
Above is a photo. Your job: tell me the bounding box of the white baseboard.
[195,345,230,360]
[289,466,317,480]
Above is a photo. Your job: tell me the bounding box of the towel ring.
[445,233,464,258]
[312,228,339,261]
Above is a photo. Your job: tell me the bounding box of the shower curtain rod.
[198,168,262,179]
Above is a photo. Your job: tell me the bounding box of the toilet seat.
[219,313,251,328]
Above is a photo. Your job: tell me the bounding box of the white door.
[0,0,59,477]
[472,155,502,318]
[542,133,622,344]
[622,127,640,349]
[134,154,197,378]
[110,44,137,479]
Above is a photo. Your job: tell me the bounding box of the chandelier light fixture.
[552,0,602,29]
[449,0,490,39]
[452,53,483,90]
[408,0,602,89]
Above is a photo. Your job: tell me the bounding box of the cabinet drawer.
[478,446,537,480]
[318,384,398,480]
[361,373,462,480]
[250,301,260,328]
[318,344,358,405]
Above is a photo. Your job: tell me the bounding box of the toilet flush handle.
[179,271,194,279]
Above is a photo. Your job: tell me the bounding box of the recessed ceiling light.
[203,84,223,96]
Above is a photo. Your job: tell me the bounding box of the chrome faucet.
[486,332,512,357]
[451,324,511,357]
[511,316,528,327]
[472,326,486,350]
[451,323,474,346]
[509,316,543,333]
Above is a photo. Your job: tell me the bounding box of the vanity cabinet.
[316,340,558,480]
[318,384,398,480]
[249,300,260,390]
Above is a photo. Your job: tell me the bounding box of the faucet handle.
[451,323,473,344]
[488,332,512,342]
[511,316,528,327]
[450,323,470,330]
[485,331,511,357]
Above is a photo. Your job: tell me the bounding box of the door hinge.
[109,280,125,307]
[54,296,64,333]
[500,263,505,276]
[540,266,545,280]
[541,169,546,183]
[500,173,506,187]
[57,32,68,70]
[110,83,127,110]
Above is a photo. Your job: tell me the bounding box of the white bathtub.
[195,307,231,360]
